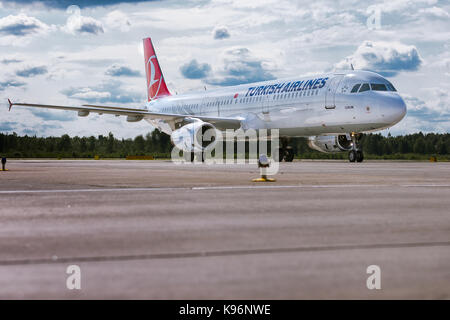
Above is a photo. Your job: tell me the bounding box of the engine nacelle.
[308,135,353,153]
[78,110,89,117]
[126,115,144,122]
[170,120,219,153]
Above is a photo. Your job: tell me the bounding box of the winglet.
[7,99,13,111]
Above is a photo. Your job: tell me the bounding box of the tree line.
[293,132,449,160]
[0,130,448,160]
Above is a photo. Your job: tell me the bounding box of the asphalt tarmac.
[0,160,449,299]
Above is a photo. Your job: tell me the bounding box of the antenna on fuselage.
[350,63,355,70]
[204,86,207,91]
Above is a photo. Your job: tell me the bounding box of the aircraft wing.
[8,100,243,130]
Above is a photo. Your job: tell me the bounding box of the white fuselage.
[145,70,406,137]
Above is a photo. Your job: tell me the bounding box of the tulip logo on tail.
[147,55,162,100]
[143,38,170,101]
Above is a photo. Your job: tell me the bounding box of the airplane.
[8,37,407,163]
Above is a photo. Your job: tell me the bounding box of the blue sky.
[0,0,448,138]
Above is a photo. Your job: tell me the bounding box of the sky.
[0,0,448,138]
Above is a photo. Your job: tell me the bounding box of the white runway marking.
[402,184,450,187]
[0,184,449,194]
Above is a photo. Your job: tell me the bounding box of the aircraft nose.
[381,95,407,124]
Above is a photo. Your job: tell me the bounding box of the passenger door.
[325,75,344,109]
[262,95,271,121]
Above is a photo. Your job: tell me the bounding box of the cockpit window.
[371,83,387,91]
[351,84,361,93]
[359,83,370,92]
[386,81,397,91]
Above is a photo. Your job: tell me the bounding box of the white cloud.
[103,10,131,32]
[213,26,230,39]
[180,59,211,79]
[105,64,140,77]
[0,13,49,36]
[419,6,450,19]
[335,41,423,76]
[0,0,448,137]
[0,13,52,45]
[206,47,275,86]
[367,0,439,14]
[62,80,143,104]
[420,87,450,114]
[70,89,111,101]
[63,7,104,35]
[16,65,48,77]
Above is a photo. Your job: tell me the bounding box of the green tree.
[58,134,72,151]
[413,137,425,154]
[107,132,115,154]
[134,135,145,154]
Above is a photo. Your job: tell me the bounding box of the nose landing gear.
[348,133,364,163]
[348,149,364,162]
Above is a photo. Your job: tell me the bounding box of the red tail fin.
[143,37,171,101]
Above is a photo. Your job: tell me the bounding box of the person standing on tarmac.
[1,157,6,171]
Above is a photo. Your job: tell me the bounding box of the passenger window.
[359,83,370,92]
[371,83,387,91]
[351,84,361,93]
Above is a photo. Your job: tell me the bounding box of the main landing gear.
[348,133,364,163]
[184,148,205,162]
[277,137,295,162]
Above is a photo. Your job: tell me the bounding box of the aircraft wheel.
[348,150,356,163]
[356,150,364,163]
[183,151,195,162]
[285,147,294,162]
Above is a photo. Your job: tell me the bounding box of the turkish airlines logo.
[147,55,162,100]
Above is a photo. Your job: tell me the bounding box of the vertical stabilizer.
[143,37,171,101]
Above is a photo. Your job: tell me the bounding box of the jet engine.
[307,134,353,153]
[77,110,89,117]
[126,115,144,122]
[170,120,219,153]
